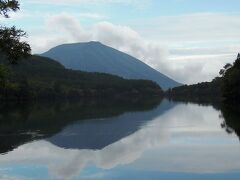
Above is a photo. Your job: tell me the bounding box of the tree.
[220,54,240,103]
[0,0,31,64]
[0,0,19,18]
[219,63,232,76]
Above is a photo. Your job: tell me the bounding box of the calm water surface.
[0,99,240,180]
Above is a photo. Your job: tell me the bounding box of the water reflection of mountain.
[0,97,169,154]
[47,99,176,150]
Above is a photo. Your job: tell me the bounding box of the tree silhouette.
[0,0,19,17]
[220,53,240,103]
[0,0,31,64]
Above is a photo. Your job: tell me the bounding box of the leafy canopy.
[0,0,31,64]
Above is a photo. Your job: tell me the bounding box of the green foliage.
[0,26,31,64]
[0,55,163,101]
[220,55,240,103]
[0,0,31,64]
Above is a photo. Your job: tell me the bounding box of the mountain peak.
[50,41,103,50]
[88,41,102,44]
[41,42,181,90]
[74,41,103,46]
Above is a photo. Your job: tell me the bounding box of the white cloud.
[130,13,240,83]
[29,13,169,78]
[136,13,240,43]
[28,13,240,84]
[165,53,236,83]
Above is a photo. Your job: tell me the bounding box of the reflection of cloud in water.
[132,144,240,174]
[0,103,239,179]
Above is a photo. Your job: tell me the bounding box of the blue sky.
[18,0,240,24]
[17,0,240,26]
[2,0,240,83]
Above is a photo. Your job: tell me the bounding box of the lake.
[0,98,240,180]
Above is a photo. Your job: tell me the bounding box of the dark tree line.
[0,55,163,101]
[166,77,222,102]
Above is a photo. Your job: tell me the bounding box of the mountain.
[41,41,181,90]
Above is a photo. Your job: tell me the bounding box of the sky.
[1,0,240,84]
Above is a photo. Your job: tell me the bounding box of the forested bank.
[0,55,163,101]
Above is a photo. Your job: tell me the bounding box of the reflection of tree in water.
[220,104,240,140]
[167,97,240,141]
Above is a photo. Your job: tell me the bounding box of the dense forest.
[0,54,163,101]
[166,77,222,101]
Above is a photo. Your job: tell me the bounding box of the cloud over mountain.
[28,12,240,84]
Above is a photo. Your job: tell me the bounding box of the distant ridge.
[41,41,181,90]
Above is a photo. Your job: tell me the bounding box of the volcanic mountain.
[42,41,181,90]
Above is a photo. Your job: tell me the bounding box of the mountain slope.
[41,41,181,90]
